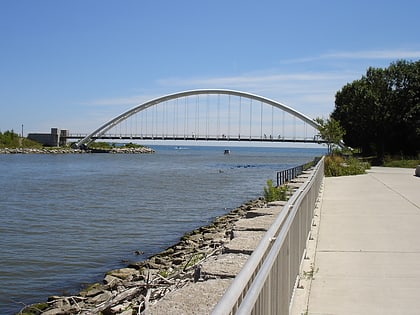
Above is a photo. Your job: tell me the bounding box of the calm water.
[0,145,325,314]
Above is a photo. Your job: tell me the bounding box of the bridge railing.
[67,133,323,143]
[211,156,324,315]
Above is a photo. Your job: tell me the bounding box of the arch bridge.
[72,89,324,148]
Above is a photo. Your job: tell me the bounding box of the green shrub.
[0,130,42,148]
[263,179,289,202]
[88,141,112,149]
[324,155,370,177]
[123,142,144,148]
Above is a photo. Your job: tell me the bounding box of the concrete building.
[28,128,69,147]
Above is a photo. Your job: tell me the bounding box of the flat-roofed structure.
[28,128,68,147]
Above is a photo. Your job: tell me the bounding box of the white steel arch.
[74,89,320,148]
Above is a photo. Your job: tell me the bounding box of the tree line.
[331,59,419,159]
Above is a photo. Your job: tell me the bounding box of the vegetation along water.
[0,145,325,314]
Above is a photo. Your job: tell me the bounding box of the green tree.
[315,117,345,154]
[332,60,420,158]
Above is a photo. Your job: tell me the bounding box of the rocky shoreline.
[0,147,155,154]
[18,197,266,315]
[18,169,313,315]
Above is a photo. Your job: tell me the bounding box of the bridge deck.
[292,167,420,314]
[66,135,325,143]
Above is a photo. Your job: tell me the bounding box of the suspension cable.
[282,110,285,140]
[196,95,200,138]
[260,101,263,140]
[217,94,220,139]
[184,97,187,138]
[228,95,231,139]
[239,96,242,139]
[271,105,274,140]
[249,98,252,140]
[206,94,210,139]
[135,111,138,137]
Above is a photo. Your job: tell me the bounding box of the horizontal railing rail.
[211,156,324,315]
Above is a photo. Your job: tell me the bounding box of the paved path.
[305,167,420,315]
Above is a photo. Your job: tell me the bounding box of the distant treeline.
[0,130,41,148]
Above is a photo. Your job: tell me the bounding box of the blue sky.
[1,0,419,135]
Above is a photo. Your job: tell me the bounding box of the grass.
[383,157,419,168]
[184,253,205,269]
[302,264,319,280]
[18,302,49,315]
[158,269,169,278]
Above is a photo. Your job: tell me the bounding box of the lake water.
[0,145,325,314]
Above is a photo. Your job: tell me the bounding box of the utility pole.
[21,124,24,138]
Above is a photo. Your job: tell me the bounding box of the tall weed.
[263,179,289,202]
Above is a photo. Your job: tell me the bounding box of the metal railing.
[276,165,304,186]
[211,156,324,315]
[276,158,321,186]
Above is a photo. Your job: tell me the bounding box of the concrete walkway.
[304,167,420,315]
